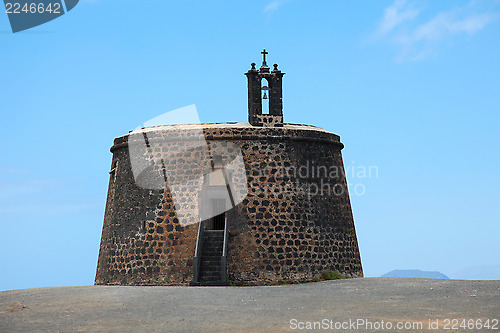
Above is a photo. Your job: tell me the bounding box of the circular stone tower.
[95,51,363,286]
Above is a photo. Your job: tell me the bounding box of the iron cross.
[261,49,268,64]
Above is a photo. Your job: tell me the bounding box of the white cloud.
[375,0,419,37]
[372,0,499,61]
[414,12,496,41]
[263,0,290,15]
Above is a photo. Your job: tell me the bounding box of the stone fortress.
[95,50,363,286]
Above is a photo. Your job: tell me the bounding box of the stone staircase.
[198,230,226,286]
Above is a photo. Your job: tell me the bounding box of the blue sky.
[1,0,499,291]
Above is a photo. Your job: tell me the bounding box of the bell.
[261,85,270,100]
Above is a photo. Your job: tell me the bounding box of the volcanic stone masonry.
[95,51,363,286]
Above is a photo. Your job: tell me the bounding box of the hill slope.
[1,278,499,332]
[382,269,449,279]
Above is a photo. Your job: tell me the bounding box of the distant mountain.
[449,265,500,280]
[382,269,449,279]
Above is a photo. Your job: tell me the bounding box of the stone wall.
[95,123,363,286]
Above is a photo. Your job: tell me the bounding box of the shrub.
[314,269,348,282]
[280,279,298,285]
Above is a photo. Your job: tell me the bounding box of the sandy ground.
[1,278,499,332]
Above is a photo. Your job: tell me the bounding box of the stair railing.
[192,219,204,284]
[221,213,229,283]
[219,166,234,284]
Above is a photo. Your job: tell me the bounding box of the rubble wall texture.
[95,123,363,286]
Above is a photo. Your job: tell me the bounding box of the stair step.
[200,274,221,280]
[200,260,221,265]
[200,263,221,271]
[202,244,222,249]
[203,241,223,245]
[201,262,220,267]
[200,265,222,271]
[202,249,222,253]
[193,230,226,285]
[200,269,221,273]
[200,266,220,276]
[202,250,222,254]
[203,238,223,242]
[200,269,221,275]
[201,259,221,264]
[200,263,221,268]
[201,260,221,264]
[198,281,228,286]
[199,279,223,284]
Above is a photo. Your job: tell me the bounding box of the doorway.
[210,199,226,230]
